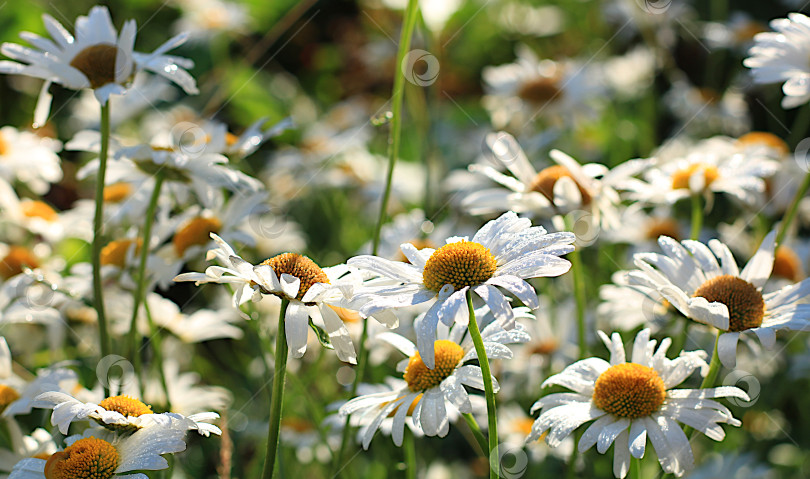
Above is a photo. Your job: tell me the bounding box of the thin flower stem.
[776,171,810,247]
[466,289,499,479]
[461,412,489,455]
[570,246,588,359]
[261,298,290,479]
[93,102,112,397]
[127,172,165,371]
[690,193,702,241]
[404,428,417,479]
[334,0,420,473]
[632,457,642,479]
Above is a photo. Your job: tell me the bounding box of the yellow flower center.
[100,239,141,268]
[0,246,39,280]
[529,165,591,206]
[21,200,59,222]
[517,76,563,106]
[644,218,681,241]
[0,132,8,155]
[693,274,765,332]
[737,132,789,155]
[592,363,666,419]
[671,163,720,190]
[0,384,21,414]
[44,437,120,479]
[69,44,123,89]
[513,417,535,436]
[260,253,329,301]
[528,339,558,356]
[422,241,497,292]
[281,417,314,433]
[98,395,154,417]
[103,182,132,204]
[772,246,804,282]
[697,87,722,105]
[403,340,465,392]
[173,216,222,257]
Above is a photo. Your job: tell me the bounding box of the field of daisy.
[2,0,810,478]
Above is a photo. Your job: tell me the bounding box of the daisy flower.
[744,13,810,108]
[0,126,61,194]
[0,6,198,127]
[174,233,362,363]
[627,231,810,367]
[9,420,188,479]
[527,329,748,478]
[623,136,778,208]
[463,132,646,235]
[348,211,575,368]
[33,391,221,437]
[340,309,528,448]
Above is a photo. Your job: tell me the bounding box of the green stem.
[776,171,810,247]
[371,0,420,254]
[334,0,420,473]
[92,102,112,397]
[788,102,810,148]
[404,428,417,479]
[466,290,499,479]
[632,457,642,479]
[461,412,489,455]
[690,193,702,241]
[570,246,588,358]
[261,299,290,479]
[127,172,165,371]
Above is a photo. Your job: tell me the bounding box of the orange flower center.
[592,363,666,419]
[644,218,681,241]
[22,200,59,222]
[693,274,765,332]
[737,132,788,155]
[529,165,592,206]
[0,132,8,155]
[260,253,329,301]
[422,240,497,292]
[772,246,804,282]
[0,384,20,414]
[69,44,122,89]
[403,340,465,392]
[44,437,119,479]
[671,163,720,190]
[100,239,141,268]
[173,216,222,257]
[98,395,154,417]
[0,246,39,279]
[103,182,132,203]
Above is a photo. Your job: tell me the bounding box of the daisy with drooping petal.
[8,419,188,479]
[527,329,748,478]
[627,231,810,367]
[348,211,575,368]
[340,308,528,448]
[744,12,810,109]
[33,391,221,437]
[174,233,361,363]
[0,6,198,127]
